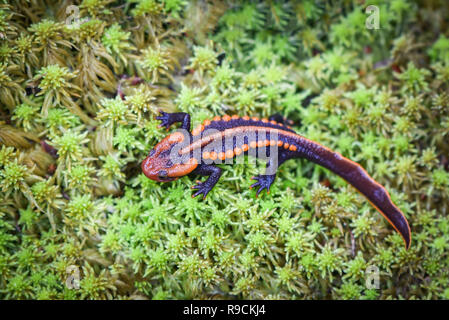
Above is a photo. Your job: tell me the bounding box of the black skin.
[157,111,291,199]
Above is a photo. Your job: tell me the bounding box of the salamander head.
[141,132,198,182]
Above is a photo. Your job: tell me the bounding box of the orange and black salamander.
[142,111,411,249]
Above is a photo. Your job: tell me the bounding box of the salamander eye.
[165,159,173,168]
[158,170,168,180]
[159,149,170,157]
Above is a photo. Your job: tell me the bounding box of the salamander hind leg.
[250,174,276,196]
[250,152,290,196]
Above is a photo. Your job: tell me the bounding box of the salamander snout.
[142,131,198,182]
[141,147,177,182]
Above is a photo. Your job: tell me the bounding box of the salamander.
[142,111,411,249]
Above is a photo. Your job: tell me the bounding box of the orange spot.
[250,141,257,149]
[270,140,276,146]
[231,115,239,120]
[234,147,242,155]
[289,145,297,151]
[242,116,250,120]
[213,116,221,121]
[261,118,268,123]
[166,157,198,178]
[168,132,185,143]
[257,140,264,147]
[242,144,249,151]
[203,151,210,159]
[226,150,234,158]
[210,152,217,160]
[278,141,283,147]
[203,120,211,126]
[222,115,231,121]
[218,152,226,160]
[284,143,290,149]
[270,120,277,125]
[193,124,204,135]
[252,117,259,121]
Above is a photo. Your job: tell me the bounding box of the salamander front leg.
[191,164,222,199]
[156,111,191,131]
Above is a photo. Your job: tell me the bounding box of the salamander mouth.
[157,176,176,182]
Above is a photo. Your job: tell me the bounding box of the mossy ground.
[0,0,449,299]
